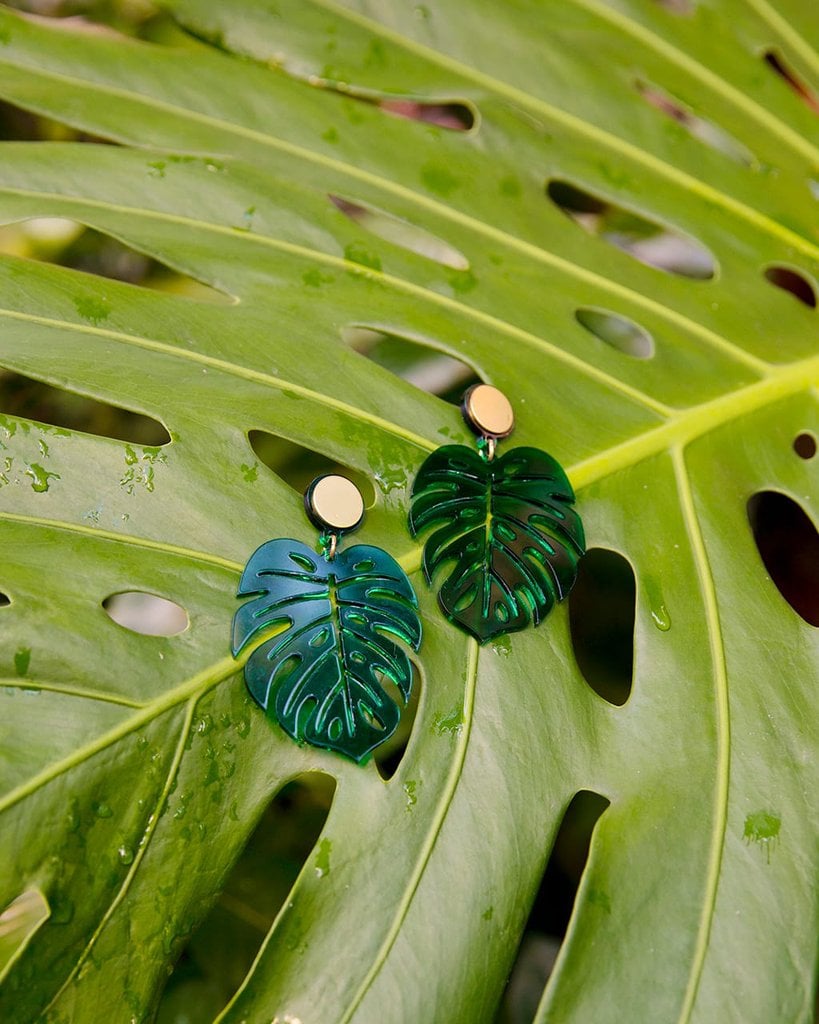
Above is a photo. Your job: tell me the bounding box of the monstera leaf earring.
[409,384,585,644]
[232,474,422,762]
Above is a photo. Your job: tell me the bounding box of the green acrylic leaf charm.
[232,539,421,762]
[409,444,585,643]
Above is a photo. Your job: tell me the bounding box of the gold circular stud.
[305,474,365,533]
[461,383,515,439]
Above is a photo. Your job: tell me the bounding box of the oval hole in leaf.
[318,84,475,132]
[0,888,50,981]
[0,367,171,446]
[747,491,819,627]
[793,432,816,460]
[763,266,817,308]
[379,98,475,131]
[155,773,336,1023]
[102,592,189,636]
[635,80,754,166]
[342,326,482,404]
[575,308,655,359]
[0,220,231,304]
[569,549,635,706]
[373,669,421,781]
[763,51,819,115]
[329,195,469,270]
[546,179,716,279]
[248,431,376,508]
[0,592,9,607]
[497,791,610,1020]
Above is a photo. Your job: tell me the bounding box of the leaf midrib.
[670,445,731,1024]
[1,352,814,602]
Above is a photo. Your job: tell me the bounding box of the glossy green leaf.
[0,2,816,1023]
[410,443,585,642]
[233,538,421,762]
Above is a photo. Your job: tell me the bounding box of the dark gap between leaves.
[575,308,655,359]
[373,667,421,780]
[0,221,229,305]
[763,266,817,308]
[546,179,716,279]
[0,98,117,145]
[763,51,819,116]
[0,368,171,446]
[342,326,482,405]
[102,592,188,636]
[496,791,610,1023]
[155,774,336,1024]
[748,491,819,627]
[793,432,817,460]
[248,431,376,508]
[635,80,754,165]
[569,549,635,706]
[329,194,469,270]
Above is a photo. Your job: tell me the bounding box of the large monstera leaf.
[410,444,585,642]
[232,539,421,761]
[0,2,817,1024]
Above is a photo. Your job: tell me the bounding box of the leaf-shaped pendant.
[409,443,585,643]
[232,537,422,762]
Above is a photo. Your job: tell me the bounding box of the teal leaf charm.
[232,539,421,762]
[409,445,585,643]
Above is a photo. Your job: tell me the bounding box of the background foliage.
[0,1,817,1022]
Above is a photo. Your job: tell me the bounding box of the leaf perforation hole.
[575,307,655,359]
[379,97,476,132]
[497,791,610,1021]
[762,51,819,116]
[326,86,476,132]
[546,179,716,279]
[0,888,50,979]
[747,491,819,627]
[102,591,189,636]
[762,266,817,308]
[329,195,469,270]
[0,591,10,607]
[793,432,816,460]
[568,549,635,706]
[373,667,420,781]
[156,773,336,1022]
[635,80,754,165]
[342,326,482,404]
[247,430,376,509]
[0,367,171,446]
[0,220,232,304]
